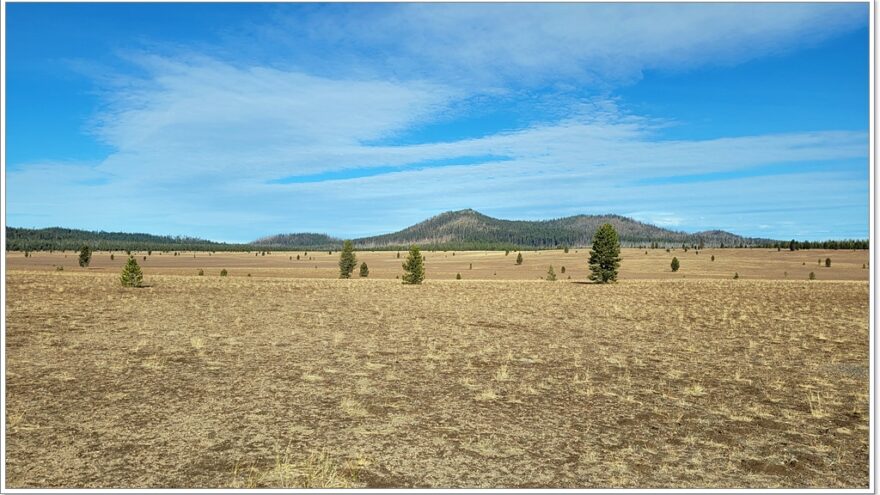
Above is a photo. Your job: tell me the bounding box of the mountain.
[257,209,776,250]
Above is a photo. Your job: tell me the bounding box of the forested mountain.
[259,209,780,250]
[5,227,246,252]
[8,210,867,252]
[252,233,339,248]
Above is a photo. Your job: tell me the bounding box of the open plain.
[4,248,870,488]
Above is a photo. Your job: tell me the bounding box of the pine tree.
[516,252,523,265]
[78,245,91,268]
[401,245,425,284]
[456,273,462,280]
[338,240,357,278]
[561,266,566,274]
[359,262,369,278]
[588,223,621,283]
[825,257,831,268]
[671,257,680,272]
[546,265,557,281]
[120,256,143,287]
[809,271,816,280]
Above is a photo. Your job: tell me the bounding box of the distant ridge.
[8,211,867,251]
[254,209,777,250]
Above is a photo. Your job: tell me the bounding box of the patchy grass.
[4,271,869,488]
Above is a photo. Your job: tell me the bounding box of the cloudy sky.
[6,3,869,242]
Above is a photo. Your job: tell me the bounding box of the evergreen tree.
[733,272,739,279]
[359,262,369,278]
[563,246,569,254]
[120,256,143,287]
[516,252,523,265]
[402,245,425,284]
[825,257,831,268]
[561,266,566,274]
[338,240,358,278]
[220,269,228,277]
[588,223,621,283]
[671,257,680,272]
[456,273,462,280]
[78,245,91,268]
[809,271,816,280]
[546,265,557,281]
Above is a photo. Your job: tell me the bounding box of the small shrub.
[505,250,510,256]
[671,257,680,272]
[825,258,831,268]
[561,266,566,274]
[563,246,569,254]
[809,271,816,280]
[515,253,523,265]
[55,265,64,271]
[247,273,251,277]
[733,272,739,279]
[359,262,369,278]
[143,256,147,261]
[120,256,144,287]
[111,254,115,261]
[198,269,204,276]
[711,255,715,262]
[456,273,461,280]
[546,265,557,281]
[220,269,228,277]
[297,255,301,260]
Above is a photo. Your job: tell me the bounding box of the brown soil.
[4,270,869,488]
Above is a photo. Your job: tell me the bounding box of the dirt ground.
[4,269,870,488]
[5,247,870,281]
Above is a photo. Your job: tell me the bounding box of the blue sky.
[6,3,870,242]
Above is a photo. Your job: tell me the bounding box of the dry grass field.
[4,258,870,488]
[5,247,870,281]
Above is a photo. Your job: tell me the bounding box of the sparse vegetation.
[545,266,556,281]
[220,269,228,277]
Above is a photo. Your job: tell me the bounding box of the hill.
[258,209,776,250]
[4,227,246,252]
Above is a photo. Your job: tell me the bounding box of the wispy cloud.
[259,3,866,86]
[6,3,869,241]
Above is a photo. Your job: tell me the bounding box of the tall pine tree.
[338,240,357,278]
[588,223,620,283]
[402,245,425,284]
